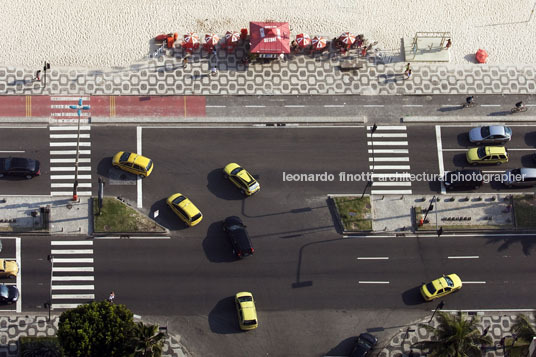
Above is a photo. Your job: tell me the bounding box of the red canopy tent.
[249,21,290,58]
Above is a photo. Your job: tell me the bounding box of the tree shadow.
[523,131,536,147]
[149,198,189,231]
[401,286,425,306]
[483,235,536,256]
[208,296,242,334]
[202,221,237,263]
[206,169,244,200]
[324,336,356,357]
[521,154,536,167]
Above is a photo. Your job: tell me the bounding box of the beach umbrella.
[339,32,356,47]
[475,49,488,63]
[296,33,311,48]
[203,33,220,50]
[311,36,327,51]
[225,31,240,46]
[182,33,200,52]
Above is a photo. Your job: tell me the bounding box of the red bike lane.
[0,96,206,118]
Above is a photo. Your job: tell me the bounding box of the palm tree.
[413,311,492,357]
[131,322,166,357]
[511,313,536,342]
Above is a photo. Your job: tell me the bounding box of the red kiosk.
[249,21,290,59]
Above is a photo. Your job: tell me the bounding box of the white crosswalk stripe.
[50,240,95,310]
[367,126,412,195]
[49,98,92,196]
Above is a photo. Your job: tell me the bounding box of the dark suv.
[0,157,41,179]
[223,216,254,259]
[443,169,483,190]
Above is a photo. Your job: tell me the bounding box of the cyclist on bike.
[516,101,525,109]
[466,96,474,105]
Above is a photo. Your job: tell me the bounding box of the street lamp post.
[428,300,445,324]
[362,123,378,198]
[69,98,90,202]
[45,254,54,322]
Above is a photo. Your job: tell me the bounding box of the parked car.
[166,193,203,227]
[466,146,508,165]
[0,260,18,279]
[0,157,40,179]
[350,333,378,357]
[468,125,512,145]
[503,168,536,188]
[223,216,254,259]
[235,292,258,330]
[0,285,19,304]
[443,169,483,190]
[223,163,260,195]
[112,151,154,177]
[421,274,462,301]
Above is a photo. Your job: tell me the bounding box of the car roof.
[518,168,536,176]
[486,146,507,154]
[488,126,506,135]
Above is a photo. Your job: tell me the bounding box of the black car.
[443,169,482,190]
[0,285,19,304]
[350,333,378,357]
[0,157,40,179]
[222,216,254,259]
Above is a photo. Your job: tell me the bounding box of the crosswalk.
[49,97,92,197]
[367,125,412,195]
[50,240,95,310]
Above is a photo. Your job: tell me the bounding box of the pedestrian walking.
[33,70,41,82]
[210,65,218,76]
[405,63,411,73]
[445,38,452,50]
[405,68,412,79]
[108,291,115,303]
[211,47,217,58]
[182,56,189,69]
[361,46,368,57]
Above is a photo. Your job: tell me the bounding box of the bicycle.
[511,106,528,113]
[462,102,477,108]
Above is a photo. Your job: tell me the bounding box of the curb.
[403,115,534,123]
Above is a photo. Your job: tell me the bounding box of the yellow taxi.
[421,274,462,301]
[223,163,260,195]
[235,292,258,330]
[0,259,19,279]
[112,151,154,177]
[166,193,203,227]
[466,146,508,165]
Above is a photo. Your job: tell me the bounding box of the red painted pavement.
[0,96,206,118]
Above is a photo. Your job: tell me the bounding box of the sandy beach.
[1,0,535,68]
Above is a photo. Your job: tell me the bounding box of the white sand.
[1,0,535,68]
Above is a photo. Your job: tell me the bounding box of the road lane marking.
[244,105,266,108]
[482,170,505,173]
[462,281,487,284]
[324,105,345,108]
[403,104,423,107]
[50,174,92,180]
[442,149,469,151]
[358,281,390,284]
[51,150,91,155]
[368,149,409,154]
[448,256,479,259]
[205,105,226,108]
[51,191,91,196]
[50,125,91,131]
[369,157,409,162]
[442,309,536,312]
[284,105,305,107]
[436,126,446,194]
[50,134,91,139]
[363,104,384,107]
[505,148,536,151]
[367,133,407,138]
[51,285,94,290]
[367,126,406,130]
[372,182,412,186]
[52,258,94,263]
[0,151,25,153]
[372,173,412,178]
[367,141,408,146]
[50,249,94,254]
[51,158,91,163]
[441,104,463,108]
[370,165,411,170]
[52,294,95,299]
[51,241,93,245]
[51,304,84,309]
[371,190,413,195]
[137,126,143,209]
[50,142,91,147]
[52,267,94,272]
[51,183,92,188]
[50,166,92,171]
[357,257,389,260]
[480,104,501,107]
[93,236,171,239]
[52,276,94,281]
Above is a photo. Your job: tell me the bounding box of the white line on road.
[367,133,407,138]
[244,105,266,108]
[506,148,536,151]
[357,257,389,260]
[51,241,93,245]
[52,258,94,263]
[51,158,91,163]
[463,281,487,284]
[51,191,92,196]
[480,104,501,107]
[50,134,91,139]
[368,149,409,154]
[369,157,410,162]
[370,165,411,170]
[50,142,91,147]
[50,166,92,172]
[441,104,463,108]
[0,150,25,153]
[367,141,408,146]
[51,183,92,188]
[363,104,384,107]
[367,126,406,130]
[205,105,227,108]
[50,125,91,131]
[442,149,468,151]
[137,126,143,208]
[93,236,171,239]
[50,249,94,255]
[436,125,446,194]
[53,267,94,272]
[371,190,413,195]
[52,276,95,281]
[52,294,95,299]
[50,174,92,180]
[324,104,345,108]
[51,150,91,155]
[358,281,390,284]
[284,105,306,107]
[448,256,479,259]
[51,285,95,290]
[402,104,423,107]
[372,173,412,178]
[372,181,412,186]
[51,304,84,310]
[482,170,505,173]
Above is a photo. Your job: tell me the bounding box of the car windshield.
[444,276,454,287]
[425,282,436,294]
[120,152,131,162]
[357,338,373,348]
[231,167,243,176]
[191,213,202,222]
[227,224,243,231]
[477,147,487,158]
[237,295,253,303]
[243,319,257,326]
[172,196,187,205]
[145,160,153,171]
[505,126,512,136]
[0,285,7,298]
[480,127,490,138]
[5,158,32,170]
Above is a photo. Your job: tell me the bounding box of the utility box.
[41,205,51,230]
